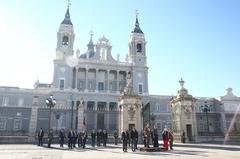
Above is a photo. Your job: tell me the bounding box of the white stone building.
[0,6,239,143]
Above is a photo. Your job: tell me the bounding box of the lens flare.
[223,104,240,144]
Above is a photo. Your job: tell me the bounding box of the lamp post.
[201,101,211,133]
[45,95,56,133]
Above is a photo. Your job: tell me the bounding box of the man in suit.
[68,129,73,149]
[82,130,88,148]
[91,129,96,147]
[38,128,44,146]
[59,129,65,147]
[102,130,108,147]
[48,129,53,148]
[122,130,128,152]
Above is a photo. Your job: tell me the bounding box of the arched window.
[62,36,69,46]
[137,43,142,53]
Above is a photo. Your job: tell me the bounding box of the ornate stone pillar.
[77,98,85,132]
[28,96,39,142]
[170,78,198,143]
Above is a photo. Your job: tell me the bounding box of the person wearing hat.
[162,128,169,150]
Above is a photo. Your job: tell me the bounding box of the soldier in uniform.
[122,130,128,152]
[91,129,96,147]
[37,128,44,146]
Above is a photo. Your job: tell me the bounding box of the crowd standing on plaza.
[36,125,177,152]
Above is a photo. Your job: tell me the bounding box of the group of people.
[121,128,139,152]
[38,126,178,151]
[37,128,109,149]
[142,124,174,151]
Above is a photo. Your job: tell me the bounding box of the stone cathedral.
[0,6,240,144]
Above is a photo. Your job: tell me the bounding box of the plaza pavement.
[0,143,240,159]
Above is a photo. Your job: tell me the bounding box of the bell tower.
[52,2,75,90]
[128,11,146,66]
[128,11,148,95]
[55,4,75,60]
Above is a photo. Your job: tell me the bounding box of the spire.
[61,1,73,25]
[132,10,143,34]
[87,30,94,51]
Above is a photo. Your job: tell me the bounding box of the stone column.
[94,101,98,129]
[28,96,39,142]
[107,70,110,93]
[116,70,120,93]
[75,67,78,91]
[85,68,88,92]
[95,69,99,93]
[77,98,85,132]
[106,102,110,130]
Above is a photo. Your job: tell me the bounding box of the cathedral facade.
[0,7,239,143]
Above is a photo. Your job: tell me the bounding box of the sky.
[0,0,239,97]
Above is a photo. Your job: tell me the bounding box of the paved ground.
[0,143,240,159]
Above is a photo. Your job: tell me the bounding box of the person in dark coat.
[91,129,96,147]
[37,128,44,146]
[82,130,88,148]
[102,130,108,147]
[59,129,65,147]
[47,129,53,148]
[169,130,174,150]
[96,129,101,146]
[68,129,73,149]
[100,129,104,146]
[130,128,137,152]
[77,131,83,148]
[72,130,77,148]
[122,130,128,152]
[134,129,138,149]
[181,130,186,143]
[153,128,159,147]
[114,130,118,145]
[126,130,130,147]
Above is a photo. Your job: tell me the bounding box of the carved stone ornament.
[128,106,135,120]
